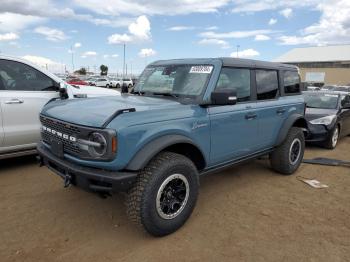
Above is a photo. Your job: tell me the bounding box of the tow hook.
[64,174,72,188]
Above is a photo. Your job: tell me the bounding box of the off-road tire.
[270,127,305,175]
[125,152,199,237]
[323,126,339,150]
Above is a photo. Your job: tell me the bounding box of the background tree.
[74,67,87,75]
[100,64,108,76]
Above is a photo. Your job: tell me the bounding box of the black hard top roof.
[150,57,298,71]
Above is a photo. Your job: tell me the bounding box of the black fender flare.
[126,134,204,171]
[275,114,308,146]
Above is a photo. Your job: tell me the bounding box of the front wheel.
[324,126,339,149]
[106,84,110,88]
[125,152,199,237]
[270,127,305,175]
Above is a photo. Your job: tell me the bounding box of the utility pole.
[236,45,240,58]
[123,43,126,77]
[70,45,75,72]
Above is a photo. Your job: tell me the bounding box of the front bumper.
[37,142,137,193]
[305,123,331,142]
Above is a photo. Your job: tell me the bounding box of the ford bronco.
[38,58,307,236]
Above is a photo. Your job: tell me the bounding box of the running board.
[0,149,37,160]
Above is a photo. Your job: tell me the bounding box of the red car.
[66,78,88,86]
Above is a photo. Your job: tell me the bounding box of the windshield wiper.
[151,92,179,98]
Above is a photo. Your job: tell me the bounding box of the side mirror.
[342,102,350,109]
[58,82,69,99]
[211,89,237,105]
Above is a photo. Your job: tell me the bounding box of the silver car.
[0,55,120,159]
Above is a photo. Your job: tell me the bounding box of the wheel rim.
[332,127,339,148]
[289,138,302,165]
[156,174,189,220]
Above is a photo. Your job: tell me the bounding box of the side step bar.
[0,149,37,160]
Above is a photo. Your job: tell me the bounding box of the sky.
[0,0,349,74]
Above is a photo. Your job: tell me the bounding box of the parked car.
[93,78,111,88]
[66,77,88,86]
[122,78,133,88]
[304,91,350,149]
[0,55,120,159]
[109,78,123,88]
[38,58,307,236]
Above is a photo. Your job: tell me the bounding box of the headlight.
[88,132,107,157]
[310,115,336,125]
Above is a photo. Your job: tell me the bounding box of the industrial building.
[274,45,350,86]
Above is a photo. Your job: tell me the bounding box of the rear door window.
[256,70,279,100]
[284,71,300,94]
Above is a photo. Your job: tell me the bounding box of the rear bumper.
[37,142,137,193]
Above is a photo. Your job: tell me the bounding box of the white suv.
[0,55,120,159]
[94,78,110,88]
[122,78,133,88]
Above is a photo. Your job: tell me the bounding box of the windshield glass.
[303,93,339,109]
[134,64,213,97]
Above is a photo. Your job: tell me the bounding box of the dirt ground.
[1,138,349,262]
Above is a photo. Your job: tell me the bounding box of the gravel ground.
[1,137,349,262]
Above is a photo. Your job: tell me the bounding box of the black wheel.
[116,83,120,88]
[106,84,110,88]
[323,126,339,149]
[126,152,199,236]
[128,84,132,89]
[270,127,305,175]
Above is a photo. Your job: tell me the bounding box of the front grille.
[40,115,83,156]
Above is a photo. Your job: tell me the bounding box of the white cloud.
[128,15,151,40]
[73,0,230,16]
[22,55,65,73]
[81,51,97,58]
[0,12,45,33]
[254,34,270,41]
[108,15,151,44]
[138,48,156,58]
[230,49,260,58]
[198,38,230,49]
[199,29,272,39]
[108,33,132,44]
[280,8,293,19]
[168,26,196,31]
[74,42,81,48]
[0,32,19,41]
[103,54,109,59]
[268,18,277,25]
[34,26,67,41]
[111,54,119,58]
[231,0,318,13]
[205,26,219,30]
[278,0,350,46]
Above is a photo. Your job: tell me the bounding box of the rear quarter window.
[256,70,279,100]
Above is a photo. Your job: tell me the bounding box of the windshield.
[303,93,339,109]
[134,64,213,97]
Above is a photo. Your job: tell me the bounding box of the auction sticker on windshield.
[190,65,213,74]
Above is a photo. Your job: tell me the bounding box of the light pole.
[123,43,126,78]
[70,45,75,72]
[236,45,240,58]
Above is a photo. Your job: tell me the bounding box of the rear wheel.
[116,83,120,88]
[324,126,339,149]
[128,84,132,89]
[106,84,110,88]
[270,127,305,175]
[125,152,199,237]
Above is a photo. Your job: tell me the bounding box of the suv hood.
[41,95,181,127]
[305,108,337,121]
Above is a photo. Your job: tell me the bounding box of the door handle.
[245,113,257,120]
[277,108,286,115]
[4,99,24,104]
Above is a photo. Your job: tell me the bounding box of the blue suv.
[38,58,307,236]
